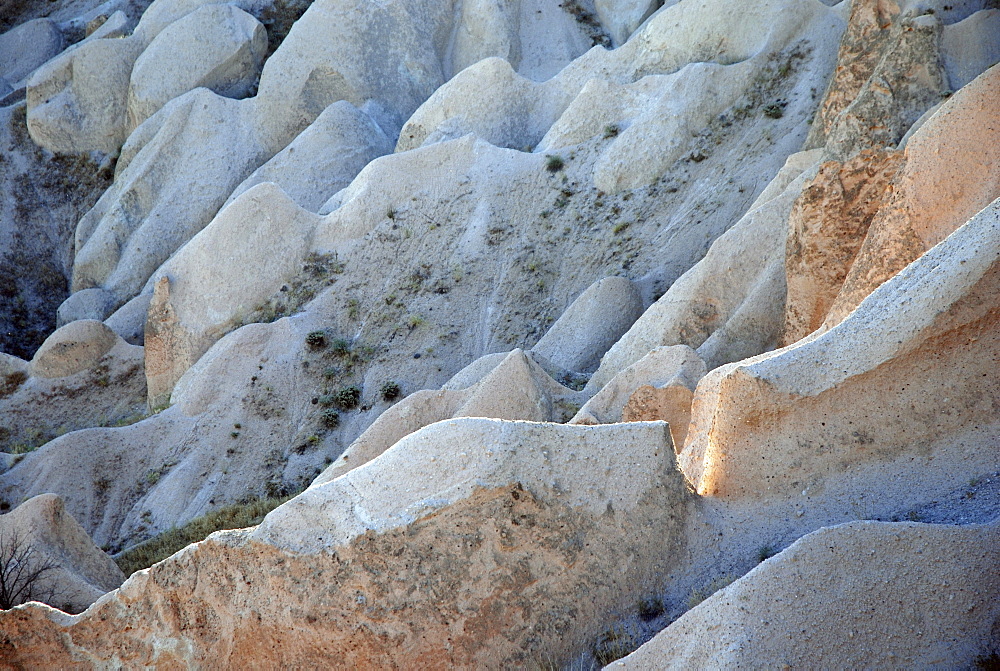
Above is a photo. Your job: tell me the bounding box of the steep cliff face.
[0,0,998,667]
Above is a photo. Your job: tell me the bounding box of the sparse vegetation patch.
[114,494,296,576]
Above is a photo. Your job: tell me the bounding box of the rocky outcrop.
[806,0,948,159]
[223,101,392,212]
[0,421,691,667]
[30,319,120,379]
[619,521,1000,669]
[0,18,63,87]
[126,4,266,130]
[781,148,904,345]
[0,494,124,614]
[681,196,1000,501]
[3,0,999,665]
[315,348,579,485]
[571,345,704,450]
[824,64,1000,326]
[531,275,643,374]
[589,148,823,389]
[143,184,319,407]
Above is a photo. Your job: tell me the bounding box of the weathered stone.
[814,3,948,159]
[30,319,120,379]
[825,64,1000,327]
[104,292,153,345]
[620,521,1000,669]
[26,37,142,154]
[623,385,694,450]
[682,197,1000,499]
[72,89,270,307]
[0,421,690,667]
[589,149,822,390]
[142,183,319,406]
[225,100,392,212]
[594,0,663,46]
[805,0,902,150]
[532,275,643,373]
[56,287,115,327]
[781,148,904,345]
[127,4,267,130]
[0,494,124,614]
[315,349,578,485]
[940,8,1000,91]
[0,18,64,86]
[572,344,705,453]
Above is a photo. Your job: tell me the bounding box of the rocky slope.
[0,0,997,666]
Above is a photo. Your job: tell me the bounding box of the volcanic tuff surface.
[0,0,998,667]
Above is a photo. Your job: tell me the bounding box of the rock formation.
[0,0,997,667]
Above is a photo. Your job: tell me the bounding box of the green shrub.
[763,103,784,119]
[305,330,327,348]
[334,385,361,410]
[320,408,340,428]
[380,380,401,401]
[545,154,564,172]
[330,338,351,356]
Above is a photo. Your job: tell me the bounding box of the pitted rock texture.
[781,148,904,345]
[619,521,1000,669]
[0,420,692,667]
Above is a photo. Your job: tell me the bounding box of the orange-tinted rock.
[0,421,691,668]
[825,64,1000,327]
[622,383,694,451]
[143,276,191,409]
[806,0,901,148]
[808,0,947,158]
[682,197,1000,500]
[781,148,904,345]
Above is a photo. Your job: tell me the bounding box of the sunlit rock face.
[0,0,998,666]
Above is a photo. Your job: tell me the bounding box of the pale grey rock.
[127,4,267,130]
[396,57,566,153]
[104,292,152,345]
[73,89,269,308]
[532,275,643,373]
[403,0,845,193]
[26,37,142,154]
[940,9,1000,92]
[255,419,678,554]
[144,182,319,406]
[56,287,115,326]
[225,101,391,212]
[252,0,453,145]
[620,521,1000,669]
[0,352,29,379]
[0,18,64,86]
[314,349,578,486]
[594,0,661,46]
[588,149,823,390]
[30,319,121,379]
[446,0,594,81]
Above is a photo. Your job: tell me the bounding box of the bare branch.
[0,528,59,610]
